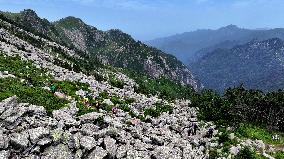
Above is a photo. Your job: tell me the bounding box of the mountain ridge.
[147,25,284,64]
[190,38,284,92]
[0,9,201,89]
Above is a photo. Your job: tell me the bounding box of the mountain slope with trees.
[147,25,284,64]
[0,9,283,159]
[0,9,200,89]
[191,38,284,92]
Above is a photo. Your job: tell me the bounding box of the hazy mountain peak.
[20,9,38,17]
[55,16,87,29]
[218,24,240,31]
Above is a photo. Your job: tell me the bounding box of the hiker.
[83,97,90,106]
[112,107,118,114]
[26,74,33,86]
[188,124,193,136]
[49,81,56,95]
[208,127,214,138]
[193,123,199,135]
[272,134,280,140]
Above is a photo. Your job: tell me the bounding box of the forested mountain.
[147,25,284,64]
[191,38,284,92]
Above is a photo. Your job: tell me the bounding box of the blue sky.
[0,0,284,40]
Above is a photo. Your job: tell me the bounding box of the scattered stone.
[0,150,10,159]
[80,136,96,150]
[81,123,99,136]
[152,146,172,159]
[10,132,29,149]
[79,112,103,123]
[42,144,73,159]
[28,127,50,143]
[0,134,9,149]
[102,99,114,106]
[87,146,108,159]
[104,136,117,157]
[37,138,52,146]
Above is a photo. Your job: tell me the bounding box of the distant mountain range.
[0,9,200,89]
[191,38,284,92]
[147,25,284,64]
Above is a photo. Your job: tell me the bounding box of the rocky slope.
[147,25,284,64]
[0,8,217,158]
[190,38,284,92]
[0,9,281,159]
[0,96,218,159]
[0,9,200,89]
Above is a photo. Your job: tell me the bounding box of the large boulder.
[79,112,104,123]
[52,105,79,127]
[27,105,46,116]
[28,127,50,143]
[102,99,114,106]
[152,146,172,159]
[80,136,96,150]
[10,132,30,149]
[230,146,241,155]
[0,96,18,115]
[0,133,9,149]
[87,146,108,159]
[103,136,117,157]
[254,140,266,152]
[42,144,73,159]
[0,150,10,159]
[81,123,99,136]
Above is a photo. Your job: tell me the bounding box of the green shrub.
[124,97,135,104]
[0,78,67,114]
[144,107,160,117]
[76,102,96,116]
[234,147,257,159]
[235,124,284,145]
[143,103,173,118]
[118,104,131,112]
[101,103,113,112]
[109,78,125,89]
[125,69,195,100]
[219,131,230,144]
[99,91,109,99]
[271,151,284,159]
[209,149,218,159]
[192,86,284,132]
[110,96,123,105]
[0,53,51,87]
[93,72,106,81]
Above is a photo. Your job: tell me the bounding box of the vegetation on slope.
[191,85,284,132]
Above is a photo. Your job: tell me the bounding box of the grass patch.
[234,147,264,159]
[0,78,68,114]
[109,77,125,89]
[0,53,51,86]
[235,124,284,145]
[53,80,89,97]
[144,103,173,118]
[76,102,97,116]
[270,151,284,159]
